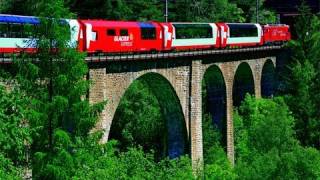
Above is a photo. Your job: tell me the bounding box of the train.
[0,14,291,54]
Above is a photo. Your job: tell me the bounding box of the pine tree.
[285,2,320,148]
[14,0,104,178]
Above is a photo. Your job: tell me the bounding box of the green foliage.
[285,3,320,147]
[230,0,276,23]
[68,0,164,21]
[111,79,166,156]
[111,73,187,160]
[234,95,320,179]
[0,85,32,166]
[3,0,277,23]
[201,114,236,179]
[202,69,235,179]
[9,0,105,178]
[0,81,34,178]
[33,134,194,180]
[2,1,320,179]
[202,114,222,163]
[0,80,34,179]
[173,0,244,22]
[0,153,20,179]
[0,0,12,13]
[203,144,236,180]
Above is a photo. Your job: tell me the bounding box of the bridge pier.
[190,60,203,169]
[220,62,236,165]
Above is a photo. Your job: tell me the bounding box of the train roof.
[79,20,158,28]
[0,14,40,24]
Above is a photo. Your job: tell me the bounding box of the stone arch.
[261,59,276,98]
[202,65,227,147]
[233,62,255,107]
[108,72,189,159]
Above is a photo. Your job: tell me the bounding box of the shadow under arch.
[202,65,227,160]
[233,62,255,107]
[109,72,188,160]
[261,60,276,98]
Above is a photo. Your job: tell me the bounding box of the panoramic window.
[0,23,39,38]
[9,24,23,38]
[173,24,213,39]
[228,24,258,38]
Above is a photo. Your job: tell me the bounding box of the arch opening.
[202,65,227,163]
[261,60,276,98]
[233,62,255,107]
[109,73,188,160]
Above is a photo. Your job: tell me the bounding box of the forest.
[0,0,320,179]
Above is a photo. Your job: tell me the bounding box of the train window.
[173,24,213,39]
[141,27,156,40]
[92,31,97,41]
[228,24,258,38]
[0,23,8,38]
[107,29,116,36]
[9,24,23,38]
[120,29,128,36]
[0,23,38,38]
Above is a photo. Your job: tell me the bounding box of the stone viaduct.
[86,47,280,168]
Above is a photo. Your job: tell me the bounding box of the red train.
[0,14,291,54]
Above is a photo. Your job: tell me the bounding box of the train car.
[222,23,263,47]
[263,24,291,45]
[0,14,80,53]
[169,22,219,50]
[0,14,40,53]
[78,20,163,53]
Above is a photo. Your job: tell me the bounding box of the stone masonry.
[88,55,277,169]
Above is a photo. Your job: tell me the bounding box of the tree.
[230,0,276,23]
[234,95,320,179]
[285,2,320,148]
[0,82,32,178]
[12,0,104,178]
[110,79,166,157]
[172,0,244,22]
[0,0,12,13]
[67,0,164,21]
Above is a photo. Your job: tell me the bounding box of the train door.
[217,23,228,48]
[222,25,228,48]
[160,23,173,50]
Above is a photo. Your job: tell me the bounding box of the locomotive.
[0,14,291,54]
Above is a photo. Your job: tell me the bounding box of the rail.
[0,45,283,64]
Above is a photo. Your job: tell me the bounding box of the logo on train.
[114,34,133,46]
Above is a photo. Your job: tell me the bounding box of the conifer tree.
[285,2,320,148]
[14,0,104,178]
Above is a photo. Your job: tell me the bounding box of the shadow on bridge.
[233,62,255,107]
[108,72,189,160]
[261,59,276,98]
[202,65,227,162]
